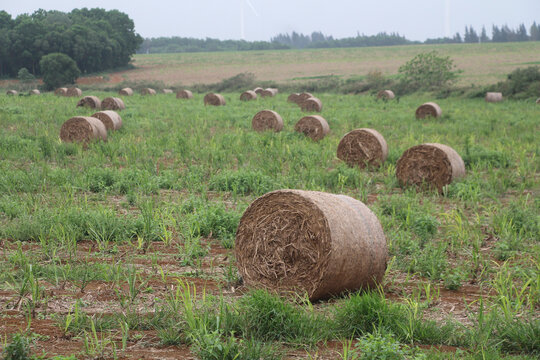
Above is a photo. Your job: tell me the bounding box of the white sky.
[2,0,539,41]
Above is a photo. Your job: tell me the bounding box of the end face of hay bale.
[235,189,388,300]
[396,143,465,192]
[300,97,323,112]
[55,87,68,96]
[119,88,133,96]
[204,93,226,106]
[485,92,503,103]
[415,102,442,119]
[260,88,278,97]
[536,98,540,104]
[287,93,300,103]
[101,97,126,111]
[141,88,156,95]
[240,90,257,101]
[176,90,193,99]
[76,96,101,109]
[29,89,40,95]
[295,115,329,141]
[60,116,107,143]
[252,110,284,132]
[66,87,82,97]
[91,110,123,131]
[377,90,395,100]
[253,87,264,94]
[298,92,313,102]
[337,128,388,168]
[6,90,18,96]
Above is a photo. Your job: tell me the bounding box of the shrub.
[397,51,460,93]
[39,53,80,90]
[2,333,32,360]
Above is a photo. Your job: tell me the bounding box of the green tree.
[398,51,460,91]
[39,52,80,90]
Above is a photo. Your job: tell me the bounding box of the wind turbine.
[240,0,259,40]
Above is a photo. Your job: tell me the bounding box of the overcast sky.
[2,0,539,41]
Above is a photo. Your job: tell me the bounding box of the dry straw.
[60,116,107,143]
[485,92,503,103]
[298,92,313,102]
[396,143,465,192]
[91,110,123,131]
[537,98,540,104]
[141,88,156,95]
[176,90,193,99]
[101,97,126,111]
[6,90,17,96]
[240,90,257,101]
[119,88,133,96]
[76,96,101,109]
[300,97,323,112]
[204,93,226,106]
[162,89,173,94]
[253,87,264,94]
[337,128,388,168]
[260,88,278,97]
[415,102,442,119]
[377,90,395,100]
[29,89,40,95]
[66,87,82,97]
[252,110,283,132]
[235,189,388,301]
[287,93,300,103]
[54,87,68,96]
[295,115,329,141]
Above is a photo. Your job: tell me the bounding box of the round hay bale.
[287,93,300,103]
[298,92,313,102]
[60,116,107,143]
[140,88,156,95]
[240,90,257,101]
[176,90,193,99]
[337,129,388,168]
[66,87,82,97]
[300,97,323,112]
[91,110,123,131]
[260,88,278,97]
[254,87,264,94]
[485,92,503,103]
[76,96,101,109]
[294,115,330,141]
[204,93,226,106]
[235,189,388,301]
[536,98,540,104]
[29,89,40,95]
[162,89,173,94]
[252,110,284,132]
[396,143,465,192]
[101,97,126,111]
[55,87,68,96]
[119,88,133,96]
[6,90,18,96]
[415,102,442,119]
[377,90,395,100]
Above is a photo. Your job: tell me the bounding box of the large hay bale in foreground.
[60,116,107,143]
[204,93,226,106]
[6,90,18,96]
[252,110,283,132]
[101,97,126,110]
[260,88,278,97]
[337,128,388,168]
[236,189,388,301]
[295,115,329,141]
[287,93,300,103]
[415,102,441,119]
[29,89,40,95]
[91,110,123,131]
[55,87,68,96]
[140,88,156,95]
[300,97,323,112]
[377,90,395,100]
[119,88,133,96]
[162,89,173,94]
[396,143,465,192]
[253,87,264,94]
[485,92,503,103]
[66,87,82,97]
[240,90,257,101]
[176,90,193,99]
[76,96,101,109]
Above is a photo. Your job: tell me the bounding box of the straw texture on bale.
[252,110,284,132]
[118,88,133,96]
[485,92,503,103]
[295,115,330,141]
[162,89,173,94]
[29,89,40,95]
[6,90,17,95]
[176,90,193,99]
[377,90,395,100]
[240,90,257,101]
[66,87,82,97]
[76,96,101,109]
[260,88,278,97]
[396,143,465,192]
[537,98,540,104]
[300,97,323,112]
[253,87,264,94]
[55,87,67,96]
[91,110,123,131]
[415,102,442,119]
[140,88,156,95]
[235,189,388,301]
[287,93,300,103]
[101,97,126,111]
[337,128,388,168]
[60,116,107,143]
[298,92,313,102]
[204,93,226,106]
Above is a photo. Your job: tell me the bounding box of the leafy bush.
[487,66,540,99]
[397,51,460,93]
[39,53,80,90]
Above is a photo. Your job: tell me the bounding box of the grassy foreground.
[0,91,539,359]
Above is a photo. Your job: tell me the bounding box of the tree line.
[0,8,142,77]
